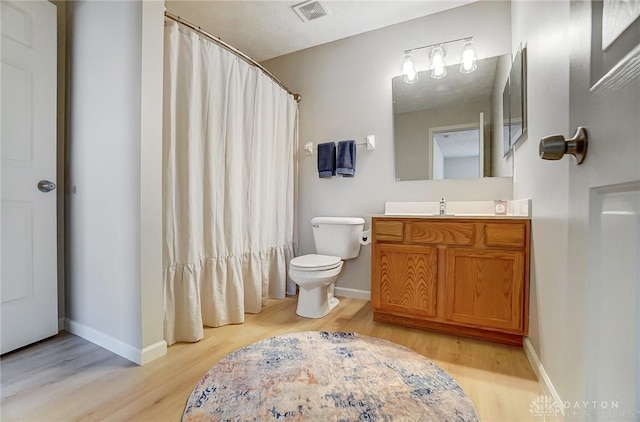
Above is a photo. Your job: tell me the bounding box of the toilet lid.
[290,254,342,271]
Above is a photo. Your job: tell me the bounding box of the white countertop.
[381,199,532,218]
[371,214,530,220]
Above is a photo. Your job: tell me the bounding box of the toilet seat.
[290,254,341,272]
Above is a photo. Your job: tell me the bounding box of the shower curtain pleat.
[163,21,298,345]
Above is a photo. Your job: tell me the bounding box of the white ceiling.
[434,128,480,158]
[165,1,478,62]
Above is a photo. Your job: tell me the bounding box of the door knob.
[37,180,56,192]
[539,127,588,164]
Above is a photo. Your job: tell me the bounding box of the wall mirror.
[392,54,513,181]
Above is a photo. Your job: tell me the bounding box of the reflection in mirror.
[509,45,526,146]
[432,125,481,179]
[502,80,510,156]
[509,51,522,144]
[393,54,513,181]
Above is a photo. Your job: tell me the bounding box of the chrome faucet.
[439,198,447,215]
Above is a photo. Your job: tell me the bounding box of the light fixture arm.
[404,36,473,55]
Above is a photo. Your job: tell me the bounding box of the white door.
[563,1,640,418]
[1,0,58,354]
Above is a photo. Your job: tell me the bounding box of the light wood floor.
[2,297,545,421]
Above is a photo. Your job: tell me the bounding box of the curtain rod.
[164,11,302,103]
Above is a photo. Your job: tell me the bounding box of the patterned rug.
[183,331,479,421]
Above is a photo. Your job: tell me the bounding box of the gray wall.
[445,156,479,179]
[66,0,164,364]
[264,1,513,295]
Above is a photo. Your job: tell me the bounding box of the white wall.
[510,0,571,406]
[139,0,165,362]
[66,0,165,365]
[264,1,513,294]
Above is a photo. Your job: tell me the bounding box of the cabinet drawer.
[409,222,474,245]
[374,220,404,241]
[484,223,526,248]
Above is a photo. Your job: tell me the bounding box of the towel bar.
[304,136,375,155]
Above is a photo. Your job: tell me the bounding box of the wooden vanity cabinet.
[371,217,530,346]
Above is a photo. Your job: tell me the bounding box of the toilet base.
[296,284,339,319]
[329,296,339,309]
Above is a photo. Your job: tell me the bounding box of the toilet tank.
[311,216,365,260]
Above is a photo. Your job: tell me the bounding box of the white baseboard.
[66,318,166,366]
[523,337,565,417]
[58,317,66,331]
[335,287,371,301]
[141,340,167,365]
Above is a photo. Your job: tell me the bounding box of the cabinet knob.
[539,127,588,164]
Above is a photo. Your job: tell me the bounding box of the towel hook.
[304,142,314,155]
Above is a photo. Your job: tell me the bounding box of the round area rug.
[183,331,479,421]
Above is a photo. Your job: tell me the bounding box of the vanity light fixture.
[459,40,478,73]
[400,37,477,82]
[430,45,447,79]
[401,53,418,83]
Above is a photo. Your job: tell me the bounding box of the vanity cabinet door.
[445,248,525,331]
[372,243,438,318]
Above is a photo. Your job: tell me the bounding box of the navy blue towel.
[317,142,336,178]
[337,140,356,177]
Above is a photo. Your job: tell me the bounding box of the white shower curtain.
[163,21,298,345]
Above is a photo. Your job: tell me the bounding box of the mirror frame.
[504,45,528,152]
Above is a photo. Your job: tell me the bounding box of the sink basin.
[384,202,438,215]
[383,199,532,218]
[384,212,461,217]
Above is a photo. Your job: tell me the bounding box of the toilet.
[289,216,365,318]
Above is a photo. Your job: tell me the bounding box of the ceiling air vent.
[292,0,331,23]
